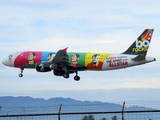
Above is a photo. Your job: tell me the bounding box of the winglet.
[63,47,68,52]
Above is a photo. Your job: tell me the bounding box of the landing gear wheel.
[74,75,80,81]
[19,74,23,77]
[19,68,24,78]
[63,73,70,78]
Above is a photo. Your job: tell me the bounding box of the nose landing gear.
[19,74,23,77]
[19,68,24,77]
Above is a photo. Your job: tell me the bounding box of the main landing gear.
[18,68,24,78]
[63,71,80,81]
[74,75,80,81]
[74,71,80,81]
[63,73,70,78]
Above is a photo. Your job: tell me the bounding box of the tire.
[74,75,80,81]
[19,74,23,77]
[63,73,69,78]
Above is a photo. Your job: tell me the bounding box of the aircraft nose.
[2,59,8,66]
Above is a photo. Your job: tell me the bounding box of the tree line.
[81,115,153,120]
[82,115,118,120]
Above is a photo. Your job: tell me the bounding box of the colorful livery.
[2,29,156,81]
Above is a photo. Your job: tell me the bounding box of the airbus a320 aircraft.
[2,29,156,81]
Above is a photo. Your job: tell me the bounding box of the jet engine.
[35,62,52,72]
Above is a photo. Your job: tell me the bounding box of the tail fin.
[123,29,154,55]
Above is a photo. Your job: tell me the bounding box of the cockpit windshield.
[8,55,13,57]
[8,55,13,59]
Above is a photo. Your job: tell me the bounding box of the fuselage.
[2,51,156,71]
[1,29,156,80]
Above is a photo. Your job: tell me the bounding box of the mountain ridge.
[0,96,105,107]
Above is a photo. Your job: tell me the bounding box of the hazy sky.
[0,0,160,103]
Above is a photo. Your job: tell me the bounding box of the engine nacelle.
[35,62,52,72]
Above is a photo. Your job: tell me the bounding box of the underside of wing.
[66,64,87,71]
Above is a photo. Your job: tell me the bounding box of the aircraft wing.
[51,48,86,71]
[51,47,70,66]
[132,54,146,61]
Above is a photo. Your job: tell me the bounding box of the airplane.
[2,29,156,81]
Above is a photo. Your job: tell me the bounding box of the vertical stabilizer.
[123,29,154,55]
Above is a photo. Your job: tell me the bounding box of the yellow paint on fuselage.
[85,53,112,70]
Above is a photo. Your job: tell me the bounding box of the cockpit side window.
[9,55,13,57]
[8,55,13,59]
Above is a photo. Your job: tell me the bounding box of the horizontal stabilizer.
[132,54,145,61]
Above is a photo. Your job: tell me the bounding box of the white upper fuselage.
[2,51,156,71]
[1,29,156,80]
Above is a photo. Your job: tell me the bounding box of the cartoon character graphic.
[28,52,36,64]
[71,53,79,67]
[23,52,36,67]
[87,54,103,70]
[47,53,56,62]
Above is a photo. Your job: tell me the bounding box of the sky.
[0,0,160,103]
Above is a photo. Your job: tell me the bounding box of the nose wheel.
[19,68,24,78]
[19,74,23,77]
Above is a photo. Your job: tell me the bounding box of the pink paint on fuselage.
[14,51,42,69]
